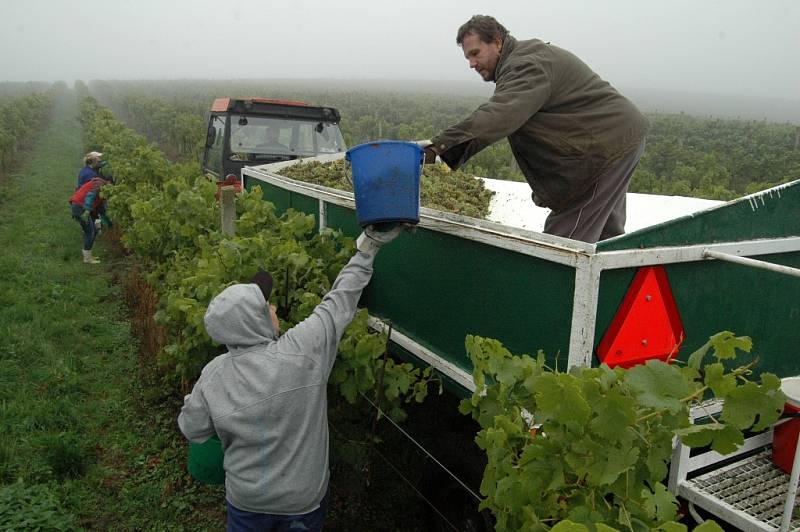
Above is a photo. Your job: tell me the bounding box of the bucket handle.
[343,155,354,190]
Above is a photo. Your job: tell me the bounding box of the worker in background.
[178,225,406,532]
[76,151,112,189]
[424,15,648,243]
[69,176,111,264]
[76,150,114,233]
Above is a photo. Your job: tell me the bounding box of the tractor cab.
[202,97,346,182]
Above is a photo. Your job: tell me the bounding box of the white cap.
[84,151,103,164]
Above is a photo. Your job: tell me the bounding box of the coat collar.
[495,35,518,81]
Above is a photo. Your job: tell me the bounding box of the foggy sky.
[2,0,799,101]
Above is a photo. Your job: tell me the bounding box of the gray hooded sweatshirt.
[178,250,375,514]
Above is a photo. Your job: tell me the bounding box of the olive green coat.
[432,36,648,212]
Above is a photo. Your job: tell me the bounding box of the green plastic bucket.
[187,434,225,485]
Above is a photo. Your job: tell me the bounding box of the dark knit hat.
[251,270,273,303]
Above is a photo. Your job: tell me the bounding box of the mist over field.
[620,89,800,124]
[1,0,799,122]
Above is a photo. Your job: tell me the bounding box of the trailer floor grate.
[686,449,800,530]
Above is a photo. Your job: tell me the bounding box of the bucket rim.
[346,140,424,155]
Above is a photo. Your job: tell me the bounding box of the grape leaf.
[708,331,752,361]
[534,373,591,433]
[494,414,525,440]
[567,503,609,529]
[339,375,358,403]
[645,430,674,482]
[490,355,531,387]
[518,439,566,493]
[689,332,753,368]
[624,360,689,413]
[589,387,637,443]
[586,445,640,486]
[597,364,620,392]
[721,381,784,431]
[675,423,744,454]
[703,363,737,397]
[641,482,678,524]
[382,368,410,401]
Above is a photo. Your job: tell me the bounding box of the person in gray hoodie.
[178,225,405,531]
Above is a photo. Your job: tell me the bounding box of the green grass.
[0,89,224,531]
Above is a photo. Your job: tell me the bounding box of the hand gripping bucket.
[772,377,800,474]
[345,141,423,227]
[187,434,225,485]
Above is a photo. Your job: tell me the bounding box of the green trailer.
[243,157,799,392]
[242,156,800,530]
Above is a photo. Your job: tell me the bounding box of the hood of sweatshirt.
[204,283,278,350]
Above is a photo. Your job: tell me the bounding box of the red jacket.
[69,177,106,211]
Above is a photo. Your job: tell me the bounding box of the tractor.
[202,97,346,184]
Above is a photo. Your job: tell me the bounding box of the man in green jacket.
[425,15,648,243]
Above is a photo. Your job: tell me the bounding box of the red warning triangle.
[597,266,684,368]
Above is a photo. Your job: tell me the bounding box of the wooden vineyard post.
[220,185,236,236]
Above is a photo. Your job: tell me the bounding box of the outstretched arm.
[278,226,405,373]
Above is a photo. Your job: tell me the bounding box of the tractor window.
[229,115,345,161]
[204,115,226,177]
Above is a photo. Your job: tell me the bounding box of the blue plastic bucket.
[345,141,423,226]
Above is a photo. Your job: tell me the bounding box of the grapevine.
[0,90,53,172]
[459,332,785,530]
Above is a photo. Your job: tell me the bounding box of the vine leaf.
[339,376,359,404]
[587,444,640,486]
[646,433,674,481]
[703,363,737,397]
[589,387,637,443]
[567,505,609,529]
[688,331,752,368]
[641,482,678,524]
[534,373,591,433]
[675,423,744,454]
[490,355,531,387]
[518,439,566,494]
[720,378,784,431]
[709,332,752,361]
[624,361,688,413]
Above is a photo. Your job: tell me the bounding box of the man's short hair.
[456,15,509,46]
